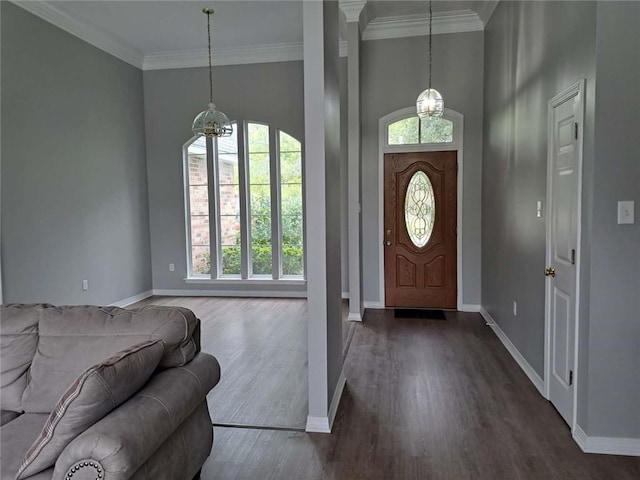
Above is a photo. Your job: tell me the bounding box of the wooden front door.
[384,151,457,308]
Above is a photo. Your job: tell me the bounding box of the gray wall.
[483,0,639,440]
[360,32,484,305]
[1,2,151,305]
[143,61,305,294]
[586,1,640,439]
[482,0,597,378]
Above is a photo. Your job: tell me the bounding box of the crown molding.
[14,0,344,71]
[144,39,348,70]
[362,10,484,41]
[477,1,500,26]
[143,43,304,71]
[339,0,367,23]
[12,0,144,68]
[339,9,348,41]
[14,0,484,71]
[359,2,374,34]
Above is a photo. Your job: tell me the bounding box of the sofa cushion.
[0,304,43,412]
[22,305,198,413]
[0,412,49,480]
[17,340,164,480]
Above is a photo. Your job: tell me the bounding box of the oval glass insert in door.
[404,170,435,248]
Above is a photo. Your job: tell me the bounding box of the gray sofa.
[0,304,221,480]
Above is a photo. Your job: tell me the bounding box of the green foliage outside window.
[201,126,304,277]
[420,117,453,143]
[203,245,303,276]
[387,116,453,145]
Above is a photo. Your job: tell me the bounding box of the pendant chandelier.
[416,0,444,118]
[192,8,233,137]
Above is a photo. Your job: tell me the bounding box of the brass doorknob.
[545,267,556,277]
[385,241,392,246]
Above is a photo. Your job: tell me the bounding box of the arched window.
[387,116,453,145]
[184,121,304,280]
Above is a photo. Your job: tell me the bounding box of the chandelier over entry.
[192,8,233,138]
[416,0,444,118]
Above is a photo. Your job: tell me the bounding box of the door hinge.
[571,249,576,265]
[569,370,573,386]
[574,122,579,140]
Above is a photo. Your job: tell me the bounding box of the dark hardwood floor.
[201,309,640,480]
[132,296,353,429]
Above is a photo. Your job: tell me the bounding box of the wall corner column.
[304,0,345,433]
[342,1,366,321]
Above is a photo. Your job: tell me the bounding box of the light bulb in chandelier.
[416,88,444,118]
[192,102,233,137]
[192,8,233,138]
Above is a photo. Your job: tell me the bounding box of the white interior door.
[545,81,584,427]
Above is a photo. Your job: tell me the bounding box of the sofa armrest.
[53,353,220,480]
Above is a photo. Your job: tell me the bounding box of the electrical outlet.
[169,263,175,272]
[513,301,517,316]
[617,201,634,224]
[82,279,89,291]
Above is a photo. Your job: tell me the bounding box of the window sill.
[184,277,306,286]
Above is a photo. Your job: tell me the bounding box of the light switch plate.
[536,200,543,218]
[617,201,634,224]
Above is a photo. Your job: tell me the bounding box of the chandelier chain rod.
[428,0,432,92]
[207,11,213,104]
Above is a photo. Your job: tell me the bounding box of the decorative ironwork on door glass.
[404,170,435,248]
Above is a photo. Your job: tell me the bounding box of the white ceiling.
[51,1,304,54]
[16,0,498,69]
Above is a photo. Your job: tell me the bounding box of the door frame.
[544,79,586,433]
[378,107,464,309]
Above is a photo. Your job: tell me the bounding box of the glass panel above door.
[388,117,419,145]
[387,116,453,145]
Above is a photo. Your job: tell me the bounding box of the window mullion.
[183,147,193,277]
[237,122,250,280]
[269,127,281,279]
[206,136,220,279]
[301,148,307,280]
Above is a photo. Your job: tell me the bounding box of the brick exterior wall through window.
[188,154,210,274]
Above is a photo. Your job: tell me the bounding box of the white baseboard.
[480,307,545,396]
[341,291,349,299]
[347,312,363,322]
[152,289,307,299]
[459,303,481,312]
[109,290,154,307]
[573,424,588,450]
[305,415,331,433]
[306,369,346,434]
[573,425,640,456]
[363,301,385,309]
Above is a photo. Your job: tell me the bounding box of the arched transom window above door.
[387,116,454,146]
